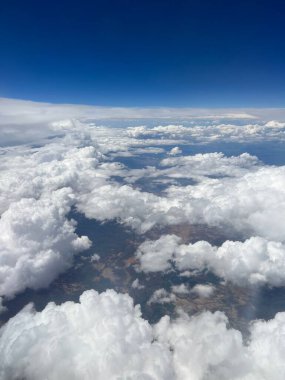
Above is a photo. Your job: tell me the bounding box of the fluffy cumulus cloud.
[190,284,215,298]
[154,311,250,380]
[1,289,285,380]
[1,97,285,148]
[127,120,285,143]
[122,152,261,187]
[0,143,105,215]
[2,142,285,240]
[171,284,190,295]
[0,189,91,298]
[1,100,284,240]
[0,289,174,380]
[160,152,260,179]
[0,125,130,297]
[0,127,105,298]
[246,312,285,380]
[131,278,145,289]
[1,116,284,297]
[136,235,182,272]
[0,100,285,299]
[147,288,176,305]
[155,309,285,380]
[164,165,285,241]
[76,152,285,240]
[136,235,285,286]
[5,97,284,147]
[1,99,285,379]
[168,146,182,156]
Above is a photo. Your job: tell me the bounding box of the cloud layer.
[0,189,91,298]
[0,108,285,297]
[136,234,285,286]
[0,289,173,380]
[1,289,285,380]
[1,97,285,146]
[127,120,285,143]
[1,99,285,379]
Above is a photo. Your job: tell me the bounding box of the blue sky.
[0,0,285,107]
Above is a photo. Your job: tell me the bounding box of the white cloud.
[165,165,285,241]
[131,278,145,289]
[2,97,285,147]
[265,120,285,128]
[160,152,260,179]
[1,289,285,379]
[0,99,285,314]
[171,284,190,294]
[147,289,176,305]
[246,312,285,380]
[1,100,284,241]
[190,284,215,298]
[0,109,284,303]
[154,311,250,380]
[136,235,181,272]
[121,152,260,189]
[0,129,110,299]
[168,146,182,156]
[77,182,184,233]
[179,270,195,277]
[127,120,285,143]
[76,152,285,241]
[0,97,262,124]
[136,235,285,287]
[0,144,104,215]
[156,310,285,380]
[90,253,100,262]
[202,238,285,286]
[0,289,174,380]
[0,189,91,298]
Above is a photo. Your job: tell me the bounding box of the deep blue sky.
[0,0,285,107]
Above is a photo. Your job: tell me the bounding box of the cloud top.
[1,289,285,380]
[136,235,285,286]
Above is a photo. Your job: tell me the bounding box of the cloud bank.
[1,289,285,380]
[0,189,91,298]
[136,235,285,286]
[0,98,285,379]
[0,105,284,297]
[1,97,285,146]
